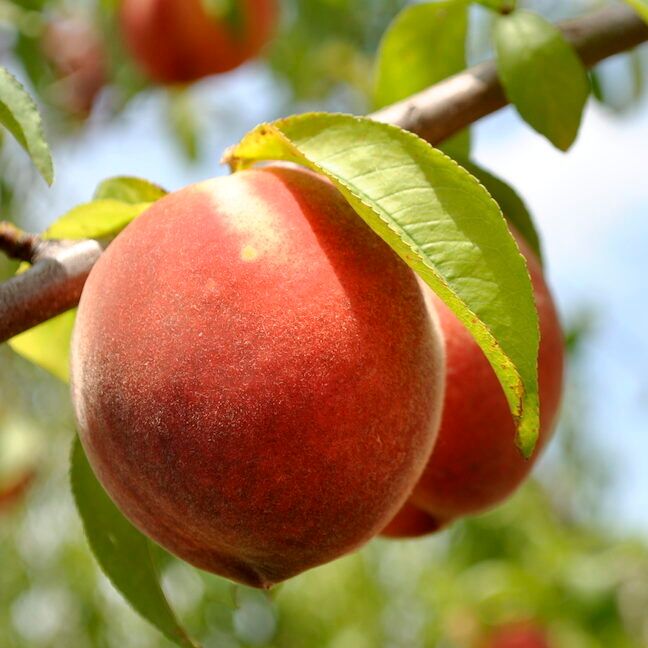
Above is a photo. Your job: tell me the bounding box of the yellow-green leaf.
[373,1,469,110]
[45,200,151,240]
[455,157,542,263]
[224,113,541,455]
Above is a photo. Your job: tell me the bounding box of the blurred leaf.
[9,311,75,382]
[374,1,472,157]
[622,0,648,23]
[168,91,200,161]
[14,32,57,97]
[0,66,53,184]
[93,176,168,203]
[8,194,158,380]
[456,157,542,262]
[225,113,540,455]
[439,128,472,159]
[590,70,605,103]
[373,0,468,109]
[71,437,198,648]
[494,11,589,151]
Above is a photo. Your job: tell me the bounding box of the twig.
[0,4,647,344]
[0,221,42,263]
[0,230,102,342]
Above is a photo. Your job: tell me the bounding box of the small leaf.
[623,0,648,23]
[8,196,158,380]
[494,11,590,151]
[455,157,542,263]
[94,176,167,204]
[224,113,540,455]
[0,66,53,184]
[168,91,200,161]
[71,437,198,648]
[373,1,469,110]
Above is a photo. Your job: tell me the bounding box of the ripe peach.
[119,0,277,85]
[383,230,563,538]
[42,16,106,116]
[70,165,445,587]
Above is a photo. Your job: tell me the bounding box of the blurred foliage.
[2,324,648,647]
[1,0,648,646]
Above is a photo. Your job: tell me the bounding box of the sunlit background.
[1,0,648,646]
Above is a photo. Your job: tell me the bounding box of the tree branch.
[1,4,647,344]
[371,4,648,143]
[0,221,43,263]
[0,227,102,342]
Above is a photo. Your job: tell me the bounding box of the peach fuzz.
[71,165,445,587]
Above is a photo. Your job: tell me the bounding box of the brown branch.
[371,4,648,143]
[0,221,43,263]
[1,4,647,344]
[0,234,102,342]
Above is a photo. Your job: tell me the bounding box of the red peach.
[119,0,277,84]
[383,229,563,538]
[71,165,445,587]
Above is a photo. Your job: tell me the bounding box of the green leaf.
[373,1,469,110]
[168,91,200,161]
[224,113,540,455]
[455,157,542,263]
[71,437,198,648]
[494,11,590,151]
[0,66,53,184]
[94,176,167,204]
[45,200,152,240]
[8,194,161,380]
[623,0,648,23]
[439,128,472,159]
[590,70,605,103]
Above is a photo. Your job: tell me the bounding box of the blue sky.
[17,57,648,535]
